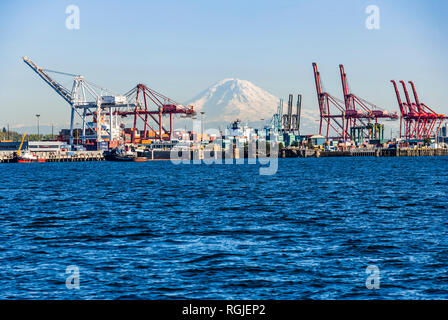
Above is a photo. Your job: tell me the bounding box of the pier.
[281,147,448,158]
[2,147,448,164]
[0,151,104,163]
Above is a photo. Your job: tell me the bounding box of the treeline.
[0,129,56,142]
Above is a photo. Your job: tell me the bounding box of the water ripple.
[0,158,447,299]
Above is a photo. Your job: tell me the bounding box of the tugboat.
[14,150,39,163]
[12,131,40,163]
[104,144,137,161]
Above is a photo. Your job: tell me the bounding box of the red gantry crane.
[339,64,398,142]
[391,80,446,140]
[312,62,348,140]
[312,62,398,142]
[121,84,195,143]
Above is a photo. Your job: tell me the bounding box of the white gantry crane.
[22,56,134,146]
[269,98,283,133]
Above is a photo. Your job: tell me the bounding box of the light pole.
[36,114,40,140]
[200,111,205,143]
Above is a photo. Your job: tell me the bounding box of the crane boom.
[399,80,413,111]
[312,62,325,114]
[339,64,351,111]
[408,81,421,106]
[17,131,27,156]
[296,94,302,132]
[287,94,293,131]
[22,56,73,105]
[391,80,406,139]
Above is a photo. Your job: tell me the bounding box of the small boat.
[104,145,137,161]
[13,150,39,163]
[11,133,43,163]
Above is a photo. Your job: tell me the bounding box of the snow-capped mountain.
[185,79,279,123]
[184,78,320,132]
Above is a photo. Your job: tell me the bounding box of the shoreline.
[1,147,448,163]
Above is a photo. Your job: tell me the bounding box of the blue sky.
[0,0,447,133]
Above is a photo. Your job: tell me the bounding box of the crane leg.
[69,107,75,146]
[82,109,86,145]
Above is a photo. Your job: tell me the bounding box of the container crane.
[23,57,196,146]
[270,99,284,133]
[120,84,195,143]
[312,62,347,140]
[23,57,132,146]
[391,80,446,139]
[281,94,302,134]
[339,64,398,142]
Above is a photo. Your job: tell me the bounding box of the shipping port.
[1,58,448,163]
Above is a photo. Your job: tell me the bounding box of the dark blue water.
[0,157,447,299]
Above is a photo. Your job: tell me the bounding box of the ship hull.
[15,158,39,163]
[104,154,136,161]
